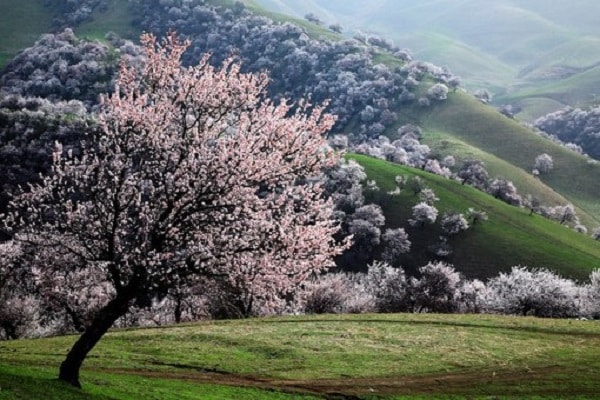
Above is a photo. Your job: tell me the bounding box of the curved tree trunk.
[58,288,136,388]
[174,295,182,324]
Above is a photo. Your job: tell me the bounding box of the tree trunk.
[174,295,182,324]
[58,288,136,388]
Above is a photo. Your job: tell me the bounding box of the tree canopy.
[1,32,347,387]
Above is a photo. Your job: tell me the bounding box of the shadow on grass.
[0,365,112,400]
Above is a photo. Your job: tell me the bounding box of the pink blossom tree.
[1,33,347,387]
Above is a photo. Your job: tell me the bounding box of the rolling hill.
[254,0,600,119]
[352,154,600,279]
[1,314,600,398]
[405,90,600,228]
[1,0,599,277]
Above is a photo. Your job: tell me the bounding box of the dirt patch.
[96,365,592,398]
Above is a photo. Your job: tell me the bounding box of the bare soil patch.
[98,365,586,398]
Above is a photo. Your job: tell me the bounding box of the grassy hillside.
[399,91,600,228]
[254,0,600,118]
[500,65,600,112]
[74,0,139,41]
[1,314,599,399]
[351,154,600,279]
[0,0,54,69]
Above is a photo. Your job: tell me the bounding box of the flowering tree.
[408,202,439,227]
[1,33,347,387]
[408,262,462,313]
[534,153,554,174]
[381,228,411,264]
[440,212,470,236]
[465,208,488,225]
[458,159,489,189]
[486,267,579,317]
[427,83,449,101]
[488,178,522,206]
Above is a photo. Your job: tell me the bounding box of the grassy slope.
[501,65,600,108]
[74,0,139,41]
[1,314,600,399]
[401,91,600,228]
[400,32,516,91]
[351,154,600,279]
[245,0,339,40]
[0,0,54,69]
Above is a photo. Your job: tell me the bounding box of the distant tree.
[582,269,600,318]
[440,212,470,236]
[304,12,322,25]
[457,279,488,314]
[424,159,452,178]
[535,106,600,160]
[410,176,425,195]
[409,202,439,227]
[544,204,579,226]
[457,159,489,189]
[473,89,492,104]
[408,262,462,313]
[0,242,38,340]
[447,76,461,92]
[323,159,366,213]
[328,23,343,33]
[328,134,348,151]
[427,83,449,101]
[488,178,522,206]
[534,153,554,174]
[381,228,411,264]
[418,97,431,107]
[363,261,408,313]
[498,104,520,118]
[347,204,386,254]
[419,187,439,205]
[465,208,488,225]
[486,267,579,318]
[302,274,352,314]
[441,155,456,168]
[523,194,541,216]
[1,33,347,387]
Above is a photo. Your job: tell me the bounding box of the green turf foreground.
[1,314,599,399]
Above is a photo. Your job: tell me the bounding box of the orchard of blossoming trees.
[1,32,349,387]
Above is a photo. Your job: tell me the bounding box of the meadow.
[1,314,599,399]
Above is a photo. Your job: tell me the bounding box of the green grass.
[0,365,318,400]
[1,314,600,398]
[401,91,600,228]
[74,0,139,41]
[513,97,567,123]
[399,31,517,91]
[0,0,54,69]
[350,154,600,280]
[244,0,340,41]
[504,65,600,109]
